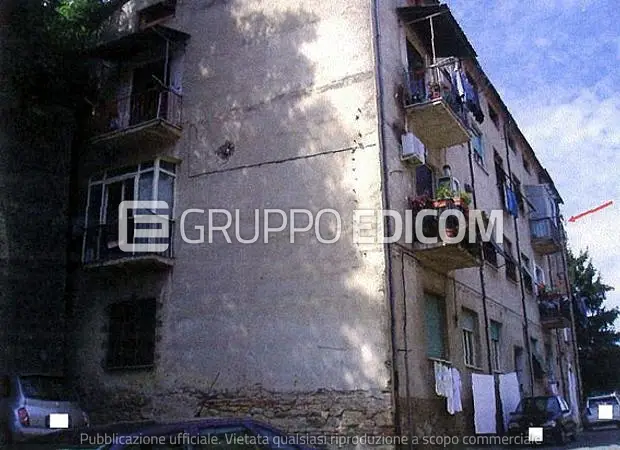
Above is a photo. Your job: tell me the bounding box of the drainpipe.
[467,140,502,432]
[503,121,535,395]
[466,142,493,374]
[547,255,567,399]
[558,240,583,412]
[371,0,407,442]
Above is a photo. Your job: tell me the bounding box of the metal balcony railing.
[538,294,571,327]
[91,88,182,138]
[530,217,561,240]
[403,67,469,126]
[83,219,174,265]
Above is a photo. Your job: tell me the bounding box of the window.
[462,308,480,367]
[508,136,517,154]
[471,126,485,166]
[490,321,502,372]
[494,151,506,209]
[415,164,434,197]
[106,298,157,370]
[512,174,524,213]
[523,156,531,174]
[425,294,448,360]
[521,253,533,293]
[83,159,176,263]
[483,240,498,267]
[545,343,555,377]
[488,104,500,129]
[504,237,517,282]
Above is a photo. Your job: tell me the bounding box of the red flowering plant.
[408,194,433,212]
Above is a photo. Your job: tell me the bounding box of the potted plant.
[432,185,454,208]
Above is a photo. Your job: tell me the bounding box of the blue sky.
[446,0,620,323]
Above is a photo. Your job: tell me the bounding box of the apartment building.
[67,0,580,440]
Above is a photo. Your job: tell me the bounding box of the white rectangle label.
[49,413,69,429]
[599,404,613,420]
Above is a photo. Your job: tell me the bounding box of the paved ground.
[464,425,620,449]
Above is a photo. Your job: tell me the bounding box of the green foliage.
[5,0,130,106]
[568,248,620,394]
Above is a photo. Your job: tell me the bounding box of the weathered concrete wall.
[71,0,394,440]
[376,0,574,440]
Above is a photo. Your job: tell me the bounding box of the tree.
[3,0,132,106]
[568,248,620,394]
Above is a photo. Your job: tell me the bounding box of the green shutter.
[490,321,501,341]
[425,294,446,359]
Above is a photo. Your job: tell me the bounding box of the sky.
[446,0,620,324]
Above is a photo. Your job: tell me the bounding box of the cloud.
[447,0,620,321]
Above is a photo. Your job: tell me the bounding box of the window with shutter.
[425,294,448,360]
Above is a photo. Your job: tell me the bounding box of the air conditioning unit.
[401,132,425,165]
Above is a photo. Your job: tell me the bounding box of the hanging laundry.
[434,361,445,396]
[447,368,463,415]
[505,185,519,218]
[462,75,484,123]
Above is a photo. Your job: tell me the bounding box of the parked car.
[507,395,577,444]
[583,392,620,429]
[23,417,320,449]
[0,374,89,446]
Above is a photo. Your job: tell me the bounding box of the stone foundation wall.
[398,397,475,449]
[82,385,395,448]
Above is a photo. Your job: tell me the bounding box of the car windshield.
[517,397,560,414]
[588,396,618,408]
[19,376,78,401]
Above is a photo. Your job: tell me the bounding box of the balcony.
[530,217,563,255]
[403,67,470,150]
[409,196,481,273]
[538,291,571,329]
[82,220,174,271]
[89,88,182,150]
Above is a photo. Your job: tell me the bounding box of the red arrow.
[568,200,613,223]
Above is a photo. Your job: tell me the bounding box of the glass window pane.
[158,172,174,210]
[490,321,501,341]
[123,178,135,201]
[87,184,102,225]
[138,171,155,201]
[105,181,123,224]
[461,309,475,331]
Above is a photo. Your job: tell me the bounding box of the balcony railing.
[409,196,480,273]
[530,217,563,255]
[90,88,182,147]
[538,292,571,329]
[83,219,174,269]
[403,66,471,150]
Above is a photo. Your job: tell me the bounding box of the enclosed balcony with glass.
[82,159,176,270]
[525,184,564,255]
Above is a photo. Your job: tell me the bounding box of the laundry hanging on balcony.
[434,361,463,415]
[504,184,519,218]
[451,68,484,124]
